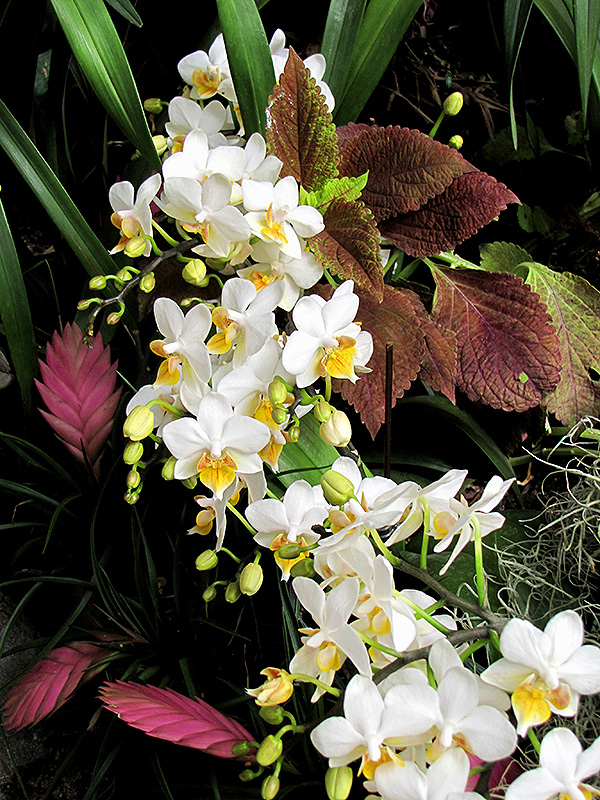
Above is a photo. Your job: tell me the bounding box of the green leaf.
[0,99,114,278]
[333,0,423,125]
[104,0,143,26]
[276,413,339,488]
[49,0,160,170]
[503,0,534,147]
[524,264,600,425]
[301,173,369,211]
[216,0,275,136]
[0,198,37,413]
[266,48,338,191]
[573,0,600,121]
[479,241,532,275]
[321,0,367,103]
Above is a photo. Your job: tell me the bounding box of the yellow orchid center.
[559,789,596,800]
[190,506,216,536]
[149,341,182,386]
[246,269,278,292]
[317,641,341,672]
[196,451,238,496]
[512,677,571,732]
[318,336,359,380]
[359,746,404,781]
[367,606,391,636]
[329,509,357,534]
[259,437,284,471]
[192,66,221,98]
[260,204,288,245]
[271,533,309,578]
[206,306,240,354]
[432,511,458,538]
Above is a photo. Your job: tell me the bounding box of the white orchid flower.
[206,277,283,365]
[238,238,323,311]
[269,29,335,111]
[481,610,600,736]
[164,97,228,152]
[156,174,250,258]
[241,132,283,184]
[177,35,236,102]
[161,391,270,499]
[242,175,324,259]
[505,727,600,800]
[282,280,373,387]
[162,128,246,188]
[149,297,212,386]
[374,747,485,800]
[108,173,161,257]
[432,475,514,575]
[289,576,371,701]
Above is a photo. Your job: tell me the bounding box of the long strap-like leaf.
[49,0,160,171]
[322,0,368,104]
[504,0,534,147]
[0,198,37,413]
[333,0,422,125]
[0,99,114,278]
[216,0,275,136]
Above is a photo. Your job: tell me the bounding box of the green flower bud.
[259,705,285,725]
[321,469,354,506]
[161,456,177,480]
[126,469,141,489]
[182,259,208,286]
[289,558,316,579]
[139,272,156,293]
[124,236,147,258]
[77,299,92,311]
[448,134,464,150]
[123,440,144,465]
[202,585,218,602]
[277,543,302,560]
[123,405,155,441]
[115,268,133,282]
[107,311,122,325]
[225,580,241,604]
[153,134,168,156]
[267,378,288,407]
[319,410,352,447]
[88,275,107,290]
[443,91,463,116]
[287,425,300,443]
[313,396,332,424]
[271,407,287,426]
[261,775,280,800]
[143,98,164,114]
[256,735,282,767]
[325,767,353,800]
[239,769,255,783]
[124,489,139,505]
[182,475,197,489]
[231,741,251,757]
[239,562,264,596]
[195,549,218,571]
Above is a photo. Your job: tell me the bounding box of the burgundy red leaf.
[3,642,110,730]
[99,680,255,760]
[266,48,338,192]
[429,266,561,411]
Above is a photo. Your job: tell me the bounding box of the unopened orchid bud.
[152,134,168,156]
[123,405,154,441]
[313,396,332,423]
[123,440,144,465]
[202,585,217,602]
[231,741,251,757]
[289,558,315,579]
[320,410,352,447]
[225,580,241,603]
[195,549,218,571]
[287,425,300,443]
[239,562,264,596]
[239,769,255,782]
[77,299,92,311]
[124,489,139,505]
[89,275,107,290]
[277,543,302,560]
[325,766,353,800]
[161,456,176,480]
[182,259,208,286]
[107,311,122,326]
[115,268,133,282]
[143,98,164,114]
[268,379,288,407]
[139,273,156,293]
[182,476,197,489]
[256,735,282,767]
[261,775,280,800]
[259,706,285,725]
[448,134,464,150]
[124,236,147,258]
[443,91,463,116]
[126,469,141,489]
[321,469,354,506]
[271,407,287,426]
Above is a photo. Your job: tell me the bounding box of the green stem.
[324,374,332,404]
[152,220,179,247]
[394,591,451,634]
[429,110,446,137]
[226,503,256,536]
[219,547,242,564]
[322,269,338,288]
[357,631,404,660]
[288,673,340,697]
[420,528,429,571]
[528,728,541,755]
[472,516,486,607]
[370,529,401,567]
[459,638,490,661]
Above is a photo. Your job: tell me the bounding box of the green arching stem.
[459,638,490,661]
[219,547,242,565]
[145,398,186,417]
[322,269,338,288]
[428,110,446,137]
[226,503,256,536]
[274,722,304,738]
[152,220,179,247]
[528,728,541,755]
[420,528,429,571]
[472,516,487,607]
[357,631,405,660]
[370,528,401,568]
[148,236,163,257]
[288,673,340,698]
[394,591,452,634]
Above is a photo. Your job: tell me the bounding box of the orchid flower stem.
[429,110,446,137]
[226,503,257,536]
[145,398,185,417]
[394,258,421,281]
[459,638,490,661]
[395,592,451,634]
[528,728,541,755]
[370,529,401,567]
[323,269,338,288]
[324,374,332,403]
[420,529,429,571]
[152,220,179,247]
[275,723,304,738]
[288,673,341,697]
[219,546,242,564]
[472,517,487,607]
[357,632,404,660]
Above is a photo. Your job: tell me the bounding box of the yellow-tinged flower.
[247,668,294,706]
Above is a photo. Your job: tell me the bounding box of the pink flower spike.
[98,680,256,760]
[35,322,122,475]
[3,642,110,730]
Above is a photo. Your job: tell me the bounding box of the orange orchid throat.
[196,451,238,495]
